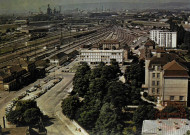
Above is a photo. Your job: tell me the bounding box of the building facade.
[150,30,177,48]
[99,40,120,50]
[49,52,68,66]
[78,49,124,65]
[143,53,189,106]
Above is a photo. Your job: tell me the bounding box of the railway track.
[0,27,111,67]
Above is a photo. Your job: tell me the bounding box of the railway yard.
[0,23,149,134]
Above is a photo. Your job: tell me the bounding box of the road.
[0,57,86,134]
[36,72,77,135]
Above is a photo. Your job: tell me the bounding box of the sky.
[0,0,190,14]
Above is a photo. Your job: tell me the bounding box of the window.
[152,88,155,94]
[170,96,174,101]
[157,89,160,94]
[157,73,160,78]
[152,73,155,78]
[157,81,160,86]
[180,96,184,101]
[152,81,155,86]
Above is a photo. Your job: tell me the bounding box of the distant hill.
[0,1,190,15]
[64,2,190,10]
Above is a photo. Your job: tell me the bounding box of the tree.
[73,62,90,97]
[125,61,144,84]
[61,96,80,119]
[186,130,190,135]
[76,99,102,130]
[6,100,43,125]
[133,105,158,129]
[88,78,107,100]
[178,25,185,45]
[104,81,128,109]
[23,108,42,124]
[184,31,190,51]
[93,103,124,135]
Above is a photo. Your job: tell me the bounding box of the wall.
[163,78,188,103]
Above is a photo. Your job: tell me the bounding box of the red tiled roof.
[164,70,189,77]
[163,60,187,71]
[145,40,156,46]
[163,60,189,77]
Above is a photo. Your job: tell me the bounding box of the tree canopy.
[61,95,80,119]
[6,100,43,125]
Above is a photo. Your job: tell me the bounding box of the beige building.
[99,40,120,50]
[143,53,189,106]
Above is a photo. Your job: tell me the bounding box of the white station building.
[78,49,124,65]
[150,30,177,48]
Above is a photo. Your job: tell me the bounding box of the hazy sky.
[0,0,190,14]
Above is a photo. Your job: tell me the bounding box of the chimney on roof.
[157,127,162,131]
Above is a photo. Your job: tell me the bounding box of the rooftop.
[142,119,190,135]
[163,60,189,78]
[100,40,120,44]
[149,53,186,68]
[50,52,67,60]
[145,39,156,46]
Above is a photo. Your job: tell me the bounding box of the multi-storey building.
[78,49,124,65]
[99,40,120,50]
[150,30,177,48]
[143,52,189,106]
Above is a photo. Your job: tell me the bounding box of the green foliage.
[124,61,144,84]
[186,130,190,135]
[168,19,187,46]
[73,62,90,97]
[76,98,102,130]
[67,61,131,134]
[88,78,107,100]
[133,105,158,129]
[61,96,80,119]
[184,31,190,50]
[93,103,124,135]
[104,81,128,109]
[124,60,145,105]
[23,108,42,124]
[6,100,42,125]
[143,92,148,97]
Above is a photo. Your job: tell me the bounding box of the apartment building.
[78,49,124,65]
[150,30,177,48]
[143,52,189,106]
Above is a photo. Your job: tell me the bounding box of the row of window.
[152,81,160,86]
[152,88,160,94]
[81,53,122,55]
[152,73,160,78]
[170,96,184,101]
